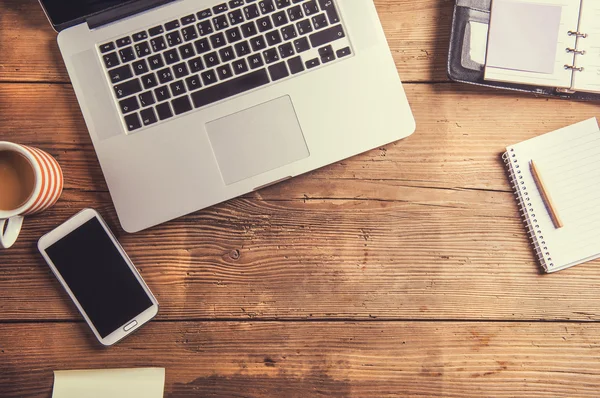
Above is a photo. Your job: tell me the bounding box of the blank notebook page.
[572,0,600,93]
[507,118,600,272]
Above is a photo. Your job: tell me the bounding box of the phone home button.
[124,320,138,331]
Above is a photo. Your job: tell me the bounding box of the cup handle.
[0,216,24,249]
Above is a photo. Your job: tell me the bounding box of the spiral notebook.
[485,0,600,94]
[504,118,600,273]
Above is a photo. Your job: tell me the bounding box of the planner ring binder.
[503,151,554,269]
[564,64,584,71]
[567,30,588,38]
[566,47,586,55]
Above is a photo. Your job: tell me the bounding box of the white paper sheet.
[52,368,165,398]
[469,21,489,65]
[486,0,562,74]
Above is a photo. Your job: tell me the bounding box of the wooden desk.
[1,1,599,396]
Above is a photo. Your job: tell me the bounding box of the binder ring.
[566,47,586,55]
[568,31,588,38]
[564,64,584,72]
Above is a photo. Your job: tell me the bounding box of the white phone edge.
[37,208,159,346]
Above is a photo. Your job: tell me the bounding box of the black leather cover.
[447,0,600,102]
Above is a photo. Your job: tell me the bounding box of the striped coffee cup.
[0,142,63,249]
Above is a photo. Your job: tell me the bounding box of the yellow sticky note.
[52,368,165,398]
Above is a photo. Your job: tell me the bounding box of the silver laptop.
[41,0,416,232]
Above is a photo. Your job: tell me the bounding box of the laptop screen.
[40,0,136,28]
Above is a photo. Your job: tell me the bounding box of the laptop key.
[287,55,304,74]
[265,30,282,46]
[268,61,289,81]
[148,54,165,70]
[232,59,249,74]
[276,0,290,8]
[229,0,244,8]
[259,0,275,14]
[201,69,218,85]
[235,41,251,57]
[287,5,303,21]
[219,46,236,62]
[124,113,142,131]
[312,14,328,30]
[181,26,198,41]
[108,65,133,83]
[170,80,187,96]
[103,52,120,68]
[226,27,242,43]
[210,32,227,48]
[133,31,148,42]
[204,52,220,68]
[336,46,351,58]
[278,42,294,58]
[119,47,136,63]
[309,24,344,47]
[217,64,233,80]
[100,42,115,53]
[157,68,174,84]
[140,108,158,126]
[142,73,158,89]
[155,102,173,120]
[119,96,139,114]
[185,74,202,91]
[164,49,180,64]
[134,42,151,58]
[293,36,310,53]
[149,25,164,36]
[244,4,260,20]
[213,15,229,30]
[197,9,212,20]
[165,20,180,31]
[139,91,156,107]
[133,59,149,75]
[181,14,196,25]
[241,22,258,38]
[272,11,288,27]
[116,36,132,47]
[188,57,205,72]
[173,62,190,78]
[213,3,228,14]
[114,79,142,98]
[194,38,211,54]
[166,31,183,47]
[281,24,297,40]
[228,9,244,25]
[263,48,279,64]
[257,16,273,32]
[150,37,167,52]
[305,57,320,69]
[197,20,213,36]
[319,0,340,24]
[248,54,264,69]
[296,19,312,35]
[154,86,171,101]
[303,1,318,16]
[179,43,196,59]
[191,68,270,108]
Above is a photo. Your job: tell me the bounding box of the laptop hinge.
[87,0,176,30]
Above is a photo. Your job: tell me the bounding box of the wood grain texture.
[0,0,453,83]
[1,321,600,398]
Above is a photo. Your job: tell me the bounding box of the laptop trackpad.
[206,96,309,185]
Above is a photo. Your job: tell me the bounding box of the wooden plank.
[1,83,599,195]
[0,0,452,83]
[1,321,599,397]
[3,189,600,321]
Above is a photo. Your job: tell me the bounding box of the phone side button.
[124,320,138,331]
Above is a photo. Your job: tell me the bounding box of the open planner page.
[484,0,580,89]
[571,0,600,93]
[507,118,600,272]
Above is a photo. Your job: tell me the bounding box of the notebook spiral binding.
[503,151,554,270]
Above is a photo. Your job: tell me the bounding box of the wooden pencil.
[530,160,564,229]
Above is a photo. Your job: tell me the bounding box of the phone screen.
[45,217,153,338]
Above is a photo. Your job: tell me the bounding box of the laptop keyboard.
[98,0,352,133]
